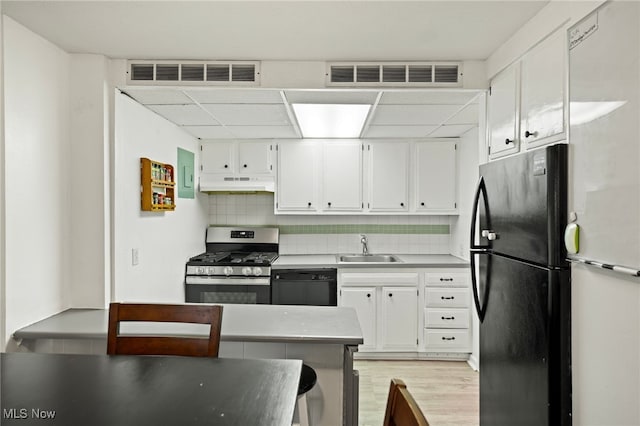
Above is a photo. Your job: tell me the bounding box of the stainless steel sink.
[338,254,402,263]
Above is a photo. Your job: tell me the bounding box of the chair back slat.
[383,379,430,426]
[107,303,223,357]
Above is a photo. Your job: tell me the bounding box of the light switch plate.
[132,248,139,266]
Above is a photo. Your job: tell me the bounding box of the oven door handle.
[185,277,271,286]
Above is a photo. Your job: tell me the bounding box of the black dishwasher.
[271,269,337,306]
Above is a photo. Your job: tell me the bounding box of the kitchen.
[1,1,639,426]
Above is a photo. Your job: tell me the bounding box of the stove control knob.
[242,267,252,276]
[197,267,206,274]
[223,266,233,277]
[206,266,216,275]
[253,267,263,276]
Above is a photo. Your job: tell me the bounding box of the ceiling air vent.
[127,60,260,86]
[327,62,462,87]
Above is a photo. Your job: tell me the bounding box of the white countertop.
[273,253,469,269]
[13,304,364,345]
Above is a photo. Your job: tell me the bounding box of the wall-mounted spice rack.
[140,157,176,212]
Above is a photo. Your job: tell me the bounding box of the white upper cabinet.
[201,141,235,173]
[321,140,363,212]
[276,141,319,211]
[520,29,565,149]
[237,141,272,175]
[366,141,409,212]
[487,64,520,159]
[415,141,457,212]
[201,140,273,175]
[488,26,567,160]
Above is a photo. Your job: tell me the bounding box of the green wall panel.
[177,148,195,199]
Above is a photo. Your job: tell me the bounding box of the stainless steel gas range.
[184,227,279,304]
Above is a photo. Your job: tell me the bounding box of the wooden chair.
[383,379,430,426]
[107,303,223,357]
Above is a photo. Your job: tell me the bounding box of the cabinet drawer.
[424,329,470,352]
[424,308,469,329]
[425,272,469,287]
[424,288,469,308]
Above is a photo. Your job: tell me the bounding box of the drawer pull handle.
[441,337,456,341]
[366,293,371,298]
[440,278,454,282]
[441,296,455,300]
[441,316,455,320]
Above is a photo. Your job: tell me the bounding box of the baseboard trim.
[467,354,479,371]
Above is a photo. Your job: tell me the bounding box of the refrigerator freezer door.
[478,253,571,426]
[478,144,568,267]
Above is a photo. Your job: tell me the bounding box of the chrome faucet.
[360,234,370,255]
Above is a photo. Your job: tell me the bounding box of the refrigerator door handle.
[469,176,490,251]
[470,252,487,323]
[469,176,489,322]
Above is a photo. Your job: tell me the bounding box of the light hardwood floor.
[355,360,479,426]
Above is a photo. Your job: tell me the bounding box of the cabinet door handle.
[505,138,513,145]
[441,296,455,300]
[420,202,425,207]
[307,202,312,207]
[524,130,538,138]
[224,164,228,168]
[388,293,393,297]
[400,202,405,207]
[243,164,248,168]
[328,202,332,207]
[441,316,455,320]
[440,278,453,282]
[366,293,371,298]
[441,336,456,341]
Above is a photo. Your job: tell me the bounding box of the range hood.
[199,175,275,193]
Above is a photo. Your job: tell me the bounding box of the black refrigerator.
[469,143,571,426]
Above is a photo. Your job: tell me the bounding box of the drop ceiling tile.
[227,126,299,139]
[185,89,284,104]
[379,90,482,105]
[445,103,479,125]
[147,104,219,125]
[122,89,194,105]
[363,125,438,138]
[371,104,462,126]
[429,124,476,137]
[182,125,236,139]
[284,90,380,105]
[202,104,291,126]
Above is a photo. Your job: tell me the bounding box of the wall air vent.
[326,62,462,87]
[127,60,260,86]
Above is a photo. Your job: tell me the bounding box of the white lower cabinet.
[381,287,418,351]
[339,271,418,353]
[340,287,377,351]
[339,268,472,358]
[423,271,472,353]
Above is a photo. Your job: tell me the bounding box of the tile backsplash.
[208,193,452,254]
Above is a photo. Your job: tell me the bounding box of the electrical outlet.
[132,248,139,266]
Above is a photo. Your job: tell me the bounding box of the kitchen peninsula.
[12,304,363,426]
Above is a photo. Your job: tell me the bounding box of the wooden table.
[0,352,301,425]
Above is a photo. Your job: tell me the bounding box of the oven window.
[202,291,257,304]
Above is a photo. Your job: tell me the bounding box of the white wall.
[113,92,208,303]
[447,126,480,370]
[3,16,71,349]
[0,1,6,350]
[69,54,110,308]
[487,1,639,424]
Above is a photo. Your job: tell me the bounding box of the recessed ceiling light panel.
[291,103,371,138]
